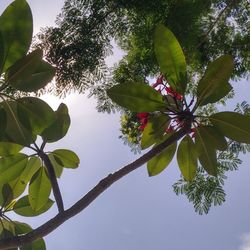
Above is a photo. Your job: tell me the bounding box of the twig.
[38,151,64,213]
[0,124,191,249]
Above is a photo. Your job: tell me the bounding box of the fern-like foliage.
[173,102,250,214]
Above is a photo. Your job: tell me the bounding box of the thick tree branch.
[0,124,191,249]
[39,151,64,213]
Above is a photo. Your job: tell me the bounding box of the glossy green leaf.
[107,83,166,112]
[2,101,33,146]
[17,97,56,134]
[141,114,170,149]
[199,126,228,151]
[48,154,63,178]
[7,52,55,92]
[0,142,23,156]
[10,157,41,198]
[51,149,80,169]
[210,112,250,143]
[197,55,234,106]
[147,136,177,176]
[0,0,33,72]
[154,24,187,94]
[0,153,28,183]
[177,135,197,181]
[42,103,70,143]
[29,168,51,211]
[14,195,54,217]
[195,127,217,176]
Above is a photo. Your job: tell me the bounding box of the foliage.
[107,24,250,195]
[0,1,79,248]
[0,1,249,249]
[36,0,249,101]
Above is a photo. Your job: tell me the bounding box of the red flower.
[137,113,149,131]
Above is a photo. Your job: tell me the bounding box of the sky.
[1,1,250,250]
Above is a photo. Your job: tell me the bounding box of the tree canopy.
[37,0,249,102]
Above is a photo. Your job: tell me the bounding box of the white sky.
[1,1,250,250]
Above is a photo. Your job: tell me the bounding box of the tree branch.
[0,125,190,249]
[39,151,64,213]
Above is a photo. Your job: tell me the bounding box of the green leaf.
[210,112,250,143]
[51,149,80,169]
[13,222,46,250]
[0,153,28,183]
[14,195,54,217]
[21,238,46,250]
[1,183,13,208]
[165,95,183,112]
[154,24,187,94]
[197,55,234,106]
[141,114,170,149]
[195,127,217,176]
[2,101,34,146]
[147,135,177,176]
[10,157,41,198]
[0,142,23,156]
[0,0,33,72]
[107,83,166,112]
[177,135,197,181]
[17,97,56,134]
[42,103,70,143]
[48,154,63,178]
[29,168,51,211]
[199,126,228,151]
[0,219,15,235]
[6,50,55,92]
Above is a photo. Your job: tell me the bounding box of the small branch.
[38,151,64,213]
[0,124,191,249]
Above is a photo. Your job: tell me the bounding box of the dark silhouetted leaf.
[195,127,217,176]
[177,135,197,181]
[17,97,56,134]
[197,55,234,106]
[42,103,70,143]
[210,112,250,143]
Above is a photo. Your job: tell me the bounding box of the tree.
[37,0,249,104]
[0,1,249,249]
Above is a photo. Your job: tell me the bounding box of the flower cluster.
[137,75,197,137]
